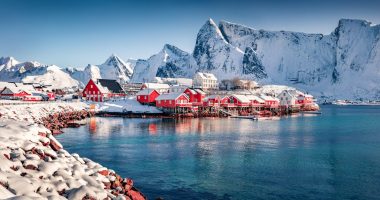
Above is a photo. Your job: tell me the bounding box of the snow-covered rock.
[0,57,79,90]
[130,44,197,83]
[67,54,134,86]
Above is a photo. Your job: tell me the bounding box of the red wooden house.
[82,79,125,102]
[297,94,314,105]
[259,95,279,108]
[136,89,160,104]
[245,95,265,107]
[203,95,229,107]
[229,94,251,107]
[155,93,190,108]
[184,88,206,105]
[0,85,33,100]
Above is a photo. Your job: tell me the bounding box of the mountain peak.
[0,56,19,67]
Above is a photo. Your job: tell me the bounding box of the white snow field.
[0,102,128,199]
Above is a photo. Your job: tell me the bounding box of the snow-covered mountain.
[67,55,134,85]
[130,44,197,82]
[1,18,379,99]
[0,56,79,90]
[129,18,379,99]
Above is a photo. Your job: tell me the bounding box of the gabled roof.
[194,88,206,95]
[231,94,251,103]
[260,95,279,102]
[246,95,265,103]
[185,88,197,94]
[136,89,159,96]
[142,83,170,89]
[195,72,217,80]
[97,79,124,93]
[203,94,228,102]
[156,93,189,101]
[1,84,34,94]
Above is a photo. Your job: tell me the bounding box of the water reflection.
[57,106,380,200]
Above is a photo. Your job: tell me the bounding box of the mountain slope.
[130,44,197,83]
[67,55,134,86]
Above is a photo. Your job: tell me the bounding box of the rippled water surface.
[57,105,380,199]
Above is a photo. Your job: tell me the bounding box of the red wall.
[82,79,103,102]
[137,90,160,103]
[156,94,189,108]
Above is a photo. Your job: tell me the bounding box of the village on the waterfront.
[1,72,320,119]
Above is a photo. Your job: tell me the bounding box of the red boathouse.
[82,79,125,102]
[136,89,160,104]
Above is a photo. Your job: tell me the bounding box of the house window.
[90,85,93,89]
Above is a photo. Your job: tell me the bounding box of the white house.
[193,72,218,90]
[277,90,303,106]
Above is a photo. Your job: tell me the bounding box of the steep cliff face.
[130,44,197,83]
[218,20,337,86]
[191,18,379,99]
[193,19,245,80]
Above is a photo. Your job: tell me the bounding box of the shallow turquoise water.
[57,105,380,199]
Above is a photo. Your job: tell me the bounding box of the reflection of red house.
[184,88,206,105]
[136,89,160,104]
[82,79,125,102]
[156,93,190,108]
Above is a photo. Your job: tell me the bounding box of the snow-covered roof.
[194,89,206,95]
[195,72,217,80]
[154,77,193,86]
[156,93,188,101]
[246,95,265,103]
[93,81,110,94]
[142,83,170,89]
[185,88,197,94]
[1,84,35,94]
[231,94,250,103]
[0,82,17,90]
[136,89,158,96]
[260,95,279,102]
[203,94,228,101]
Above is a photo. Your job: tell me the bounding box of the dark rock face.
[242,47,267,79]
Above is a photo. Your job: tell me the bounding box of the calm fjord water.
[57,105,380,200]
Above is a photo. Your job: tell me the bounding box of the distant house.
[235,80,258,90]
[141,83,170,94]
[82,79,125,102]
[155,93,190,108]
[184,88,206,105]
[136,89,160,104]
[193,72,218,90]
[0,84,35,100]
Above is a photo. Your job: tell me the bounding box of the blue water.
[57,105,380,200]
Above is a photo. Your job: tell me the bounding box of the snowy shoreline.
[0,102,145,199]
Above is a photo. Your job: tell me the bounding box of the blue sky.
[1,0,379,68]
